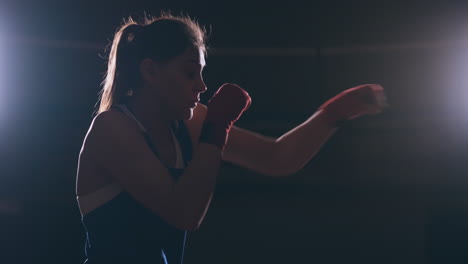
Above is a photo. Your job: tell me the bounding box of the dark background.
[1,0,468,263]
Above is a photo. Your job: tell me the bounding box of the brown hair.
[97,12,207,114]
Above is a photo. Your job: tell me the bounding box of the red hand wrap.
[200,83,252,150]
[319,84,385,127]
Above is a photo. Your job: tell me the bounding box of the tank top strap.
[111,105,163,161]
[112,104,190,169]
[112,104,147,133]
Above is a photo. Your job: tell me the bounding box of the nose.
[195,79,207,94]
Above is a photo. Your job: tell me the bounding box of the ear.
[140,58,159,85]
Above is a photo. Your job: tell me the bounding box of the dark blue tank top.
[81,106,193,264]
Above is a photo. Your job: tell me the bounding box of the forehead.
[180,46,206,67]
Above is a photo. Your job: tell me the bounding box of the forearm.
[171,83,250,230]
[274,109,338,175]
[172,143,222,230]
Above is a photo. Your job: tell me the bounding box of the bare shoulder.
[80,109,140,159]
[91,109,138,135]
[76,109,139,195]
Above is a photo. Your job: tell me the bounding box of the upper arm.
[81,110,186,228]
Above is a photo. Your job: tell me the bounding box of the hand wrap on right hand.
[200,83,252,150]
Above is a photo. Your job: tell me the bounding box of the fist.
[205,83,252,126]
[319,84,389,126]
[200,83,252,150]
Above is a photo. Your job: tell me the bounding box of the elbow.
[154,202,203,231]
[166,214,202,232]
[184,219,202,231]
[151,192,209,231]
[167,193,212,231]
[177,206,207,231]
[178,213,204,231]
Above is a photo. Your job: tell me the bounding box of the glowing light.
[0,22,4,124]
[0,32,3,88]
[438,38,468,141]
[0,13,10,135]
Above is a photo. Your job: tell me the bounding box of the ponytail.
[97,20,143,114]
[96,13,207,115]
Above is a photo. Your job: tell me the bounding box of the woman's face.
[151,46,207,120]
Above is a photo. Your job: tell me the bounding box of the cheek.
[157,73,181,101]
[166,83,188,115]
[171,76,191,101]
[158,69,192,113]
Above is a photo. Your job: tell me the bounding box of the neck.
[127,94,173,137]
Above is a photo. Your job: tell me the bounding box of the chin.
[178,108,193,120]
